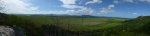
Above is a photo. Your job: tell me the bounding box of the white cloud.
[61,5,84,9]
[66,10,76,14]
[108,5,115,9]
[113,0,136,4]
[0,0,95,15]
[113,0,119,4]
[85,0,102,5]
[25,10,67,14]
[133,13,139,16]
[59,0,95,15]
[0,0,69,14]
[64,8,94,15]
[59,0,85,9]
[60,0,76,5]
[42,11,69,14]
[100,5,115,14]
[32,7,95,15]
[77,8,94,15]
[123,0,134,2]
[139,0,150,2]
[100,8,108,14]
[133,13,141,17]
[0,0,38,14]
[114,0,150,4]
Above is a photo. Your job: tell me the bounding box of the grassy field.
[1,13,150,36]
[18,16,127,31]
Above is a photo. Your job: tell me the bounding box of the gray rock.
[0,26,15,36]
[0,25,26,36]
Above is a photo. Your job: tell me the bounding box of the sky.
[0,0,150,18]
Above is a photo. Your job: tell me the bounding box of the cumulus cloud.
[64,8,95,15]
[59,0,85,9]
[0,0,73,14]
[59,0,95,15]
[133,13,141,17]
[60,0,76,5]
[64,8,94,15]
[123,0,134,2]
[113,0,150,4]
[113,0,119,4]
[32,7,95,15]
[114,0,150,3]
[85,0,102,5]
[133,13,139,16]
[100,5,115,14]
[0,0,38,14]
[139,0,150,2]
[77,8,94,15]
[66,10,76,14]
[108,5,115,9]
[1,0,93,14]
[61,5,84,9]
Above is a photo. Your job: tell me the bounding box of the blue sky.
[1,0,150,18]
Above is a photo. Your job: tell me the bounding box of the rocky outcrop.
[0,26,15,36]
[0,25,26,36]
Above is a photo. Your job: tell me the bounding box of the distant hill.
[13,14,129,19]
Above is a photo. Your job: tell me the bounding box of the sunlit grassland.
[18,16,127,31]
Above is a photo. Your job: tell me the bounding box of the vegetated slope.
[82,16,150,36]
[0,13,105,36]
[105,16,150,36]
[124,16,150,34]
[125,16,150,24]
[0,13,43,36]
[1,12,150,36]
[17,15,150,36]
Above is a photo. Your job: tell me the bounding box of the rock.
[0,26,15,36]
[0,25,26,36]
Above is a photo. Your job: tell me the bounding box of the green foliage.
[18,15,126,31]
[0,13,43,36]
[1,13,150,36]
